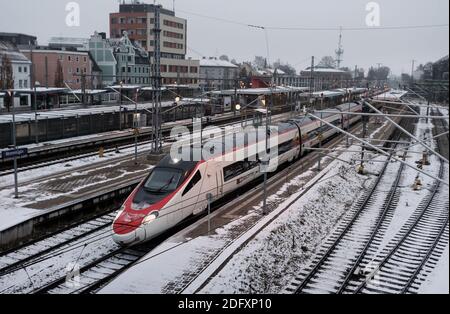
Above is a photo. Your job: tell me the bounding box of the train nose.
[112,226,146,246]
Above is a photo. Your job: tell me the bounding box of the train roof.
[312,109,341,119]
[287,116,314,126]
[157,155,198,172]
[336,102,362,111]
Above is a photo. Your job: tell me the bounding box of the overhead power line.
[177,9,449,32]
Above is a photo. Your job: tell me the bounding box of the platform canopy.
[210,86,308,96]
[9,87,69,95]
[70,89,108,95]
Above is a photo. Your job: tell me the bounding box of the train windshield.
[143,168,184,193]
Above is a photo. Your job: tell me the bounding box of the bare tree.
[219,54,229,62]
[253,56,268,70]
[0,54,14,112]
[318,56,336,68]
[54,59,65,88]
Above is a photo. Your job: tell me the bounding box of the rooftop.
[200,58,238,68]
[303,66,347,74]
[0,41,31,63]
[118,3,175,16]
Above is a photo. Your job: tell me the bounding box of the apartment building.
[110,2,199,87]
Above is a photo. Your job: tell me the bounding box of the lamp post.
[134,88,140,165]
[9,90,19,198]
[34,81,40,144]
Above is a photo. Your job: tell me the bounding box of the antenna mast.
[335,27,344,69]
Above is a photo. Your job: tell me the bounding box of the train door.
[216,167,224,200]
[181,169,204,217]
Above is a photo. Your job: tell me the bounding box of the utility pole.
[152,4,163,154]
[335,27,344,69]
[30,41,39,144]
[134,88,139,165]
[44,56,48,89]
[309,56,315,103]
[10,91,19,198]
[81,72,86,106]
[359,100,370,173]
[411,59,416,83]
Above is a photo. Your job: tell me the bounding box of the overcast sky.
[0,0,448,75]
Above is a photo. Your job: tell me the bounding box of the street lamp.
[34,81,41,144]
[134,88,140,165]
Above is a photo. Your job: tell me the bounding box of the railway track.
[347,108,449,294]
[288,149,406,294]
[34,241,157,294]
[160,122,369,294]
[0,111,380,294]
[286,104,449,294]
[350,163,448,294]
[0,211,117,275]
[284,113,416,294]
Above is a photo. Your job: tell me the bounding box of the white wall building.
[0,41,31,109]
[200,58,238,91]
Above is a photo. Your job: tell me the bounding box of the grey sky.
[0,0,448,75]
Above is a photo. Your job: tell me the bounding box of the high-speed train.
[112,102,363,245]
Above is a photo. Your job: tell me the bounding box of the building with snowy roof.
[300,66,352,90]
[199,57,238,91]
[0,40,32,110]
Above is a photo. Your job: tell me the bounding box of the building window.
[111,18,118,24]
[68,56,72,62]
[24,66,27,73]
[163,41,183,50]
[19,80,23,88]
[24,80,28,88]
[163,30,184,39]
[59,55,63,61]
[76,68,80,73]
[190,66,198,73]
[163,20,184,29]
[84,56,87,63]
[76,56,79,62]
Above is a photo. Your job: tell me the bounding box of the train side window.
[182,171,202,196]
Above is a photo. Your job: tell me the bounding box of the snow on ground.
[0,156,153,232]
[369,104,442,255]
[417,243,449,294]
[0,145,146,189]
[198,154,384,294]
[100,144,385,294]
[100,100,448,294]
[0,228,119,293]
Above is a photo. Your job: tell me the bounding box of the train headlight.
[142,212,159,225]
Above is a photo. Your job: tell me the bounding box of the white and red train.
[112,102,364,245]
